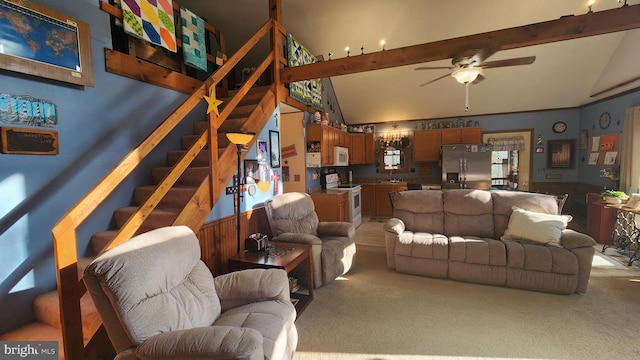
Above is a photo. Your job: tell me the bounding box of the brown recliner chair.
[83,225,297,360]
[265,192,356,288]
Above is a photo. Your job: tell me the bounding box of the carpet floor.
[293,218,640,360]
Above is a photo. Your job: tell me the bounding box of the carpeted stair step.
[224,86,269,104]
[91,230,119,255]
[227,103,257,119]
[151,166,209,186]
[133,185,197,208]
[33,290,102,343]
[218,118,248,134]
[113,206,181,232]
[180,134,210,150]
[166,149,212,167]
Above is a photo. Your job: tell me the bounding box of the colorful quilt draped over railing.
[118,0,177,52]
[180,6,207,71]
[287,34,322,110]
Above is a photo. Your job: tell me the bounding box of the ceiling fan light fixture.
[451,67,483,84]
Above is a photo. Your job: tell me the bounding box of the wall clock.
[599,112,611,130]
[552,121,567,133]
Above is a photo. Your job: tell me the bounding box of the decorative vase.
[604,197,622,204]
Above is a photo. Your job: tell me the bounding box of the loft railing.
[52,15,286,359]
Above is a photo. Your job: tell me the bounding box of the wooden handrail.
[52,12,282,359]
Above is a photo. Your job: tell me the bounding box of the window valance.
[487,136,525,151]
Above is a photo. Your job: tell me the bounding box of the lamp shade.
[226,132,255,145]
[451,67,483,84]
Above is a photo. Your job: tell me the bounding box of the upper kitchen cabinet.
[413,130,442,163]
[307,124,350,166]
[441,128,482,144]
[350,133,375,165]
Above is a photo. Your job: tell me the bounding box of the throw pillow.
[501,206,572,247]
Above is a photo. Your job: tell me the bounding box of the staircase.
[0,85,275,359]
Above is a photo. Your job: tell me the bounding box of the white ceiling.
[180,0,640,125]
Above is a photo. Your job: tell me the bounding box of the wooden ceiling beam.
[280,4,640,83]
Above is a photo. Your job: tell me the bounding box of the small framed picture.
[535,147,544,153]
[269,130,281,168]
[256,139,268,163]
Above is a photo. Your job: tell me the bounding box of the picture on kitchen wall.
[256,139,268,163]
[269,130,280,168]
[0,0,94,87]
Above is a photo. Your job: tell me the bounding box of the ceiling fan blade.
[419,73,451,87]
[466,47,498,67]
[415,66,455,71]
[481,56,536,69]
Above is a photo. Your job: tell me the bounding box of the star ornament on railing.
[204,93,223,116]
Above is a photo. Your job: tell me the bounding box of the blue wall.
[0,0,206,332]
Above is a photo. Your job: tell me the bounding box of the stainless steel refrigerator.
[441,144,492,190]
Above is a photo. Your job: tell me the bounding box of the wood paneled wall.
[197,206,272,275]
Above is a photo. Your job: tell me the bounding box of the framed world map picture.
[0,0,94,87]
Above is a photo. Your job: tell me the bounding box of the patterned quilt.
[119,0,177,53]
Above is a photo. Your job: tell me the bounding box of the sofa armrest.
[384,218,406,235]
[273,232,322,245]
[317,221,355,238]
[215,268,290,311]
[135,326,263,359]
[560,229,597,250]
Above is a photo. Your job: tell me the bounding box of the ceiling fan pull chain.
[465,82,470,112]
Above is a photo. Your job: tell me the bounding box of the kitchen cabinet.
[351,134,365,164]
[364,133,375,164]
[413,128,482,163]
[310,191,349,222]
[307,124,350,166]
[413,130,441,163]
[361,183,406,216]
[586,192,616,244]
[362,184,375,215]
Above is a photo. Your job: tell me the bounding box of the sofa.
[84,226,297,360]
[383,189,597,294]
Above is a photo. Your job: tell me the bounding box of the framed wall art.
[0,0,94,87]
[547,139,575,169]
[256,139,268,163]
[244,159,258,183]
[269,130,280,168]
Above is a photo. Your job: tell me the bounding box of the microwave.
[334,146,349,166]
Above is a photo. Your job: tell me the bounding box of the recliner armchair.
[264,192,356,288]
[83,225,297,360]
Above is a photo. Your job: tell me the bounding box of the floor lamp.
[226,131,255,254]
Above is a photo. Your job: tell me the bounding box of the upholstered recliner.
[265,192,356,288]
[83,225,297,360]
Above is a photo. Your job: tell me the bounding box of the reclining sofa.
[384,189,597,294]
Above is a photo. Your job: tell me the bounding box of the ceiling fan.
[415,49,536,111]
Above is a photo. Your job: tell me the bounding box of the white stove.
[325,173,362,228]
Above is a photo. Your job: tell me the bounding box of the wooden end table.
[228,242,314,317]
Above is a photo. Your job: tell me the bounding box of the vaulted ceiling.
[180,0,640,125]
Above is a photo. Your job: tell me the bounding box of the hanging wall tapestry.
[180,6,206,71]
[119,0,176,52]
[287,34,322,110]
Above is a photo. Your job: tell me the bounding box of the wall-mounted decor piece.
[0,0,94,87]
[580,129,588,150]
[0,126,58,155]
[256,139,268,163]
[547,139,575,169]
[244,159,258,183]
[0,94,57,127]
[535,147,544,153]
[269,130,280,168]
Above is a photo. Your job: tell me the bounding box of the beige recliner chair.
[265,192,356,288]
[83,225,297,360]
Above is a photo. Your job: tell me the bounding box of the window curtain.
[487,136,525,151]
[619,106,640,193]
